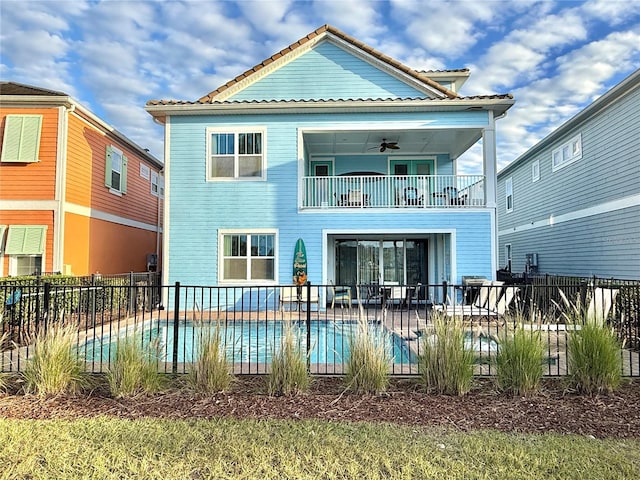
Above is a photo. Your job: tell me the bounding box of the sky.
[1,0,639,174]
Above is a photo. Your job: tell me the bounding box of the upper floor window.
[505,177,513,213]
[105,145,127,194]
[1,114,42,163]
[151,171,164,197]
[207,128,265,180]
[220,231,276,282]
[531,160,540,182]
[552,133,582,171]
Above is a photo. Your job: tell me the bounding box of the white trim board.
[498,194,640,237]
[64,202,161,232]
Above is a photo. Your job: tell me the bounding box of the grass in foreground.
[0,417,638,480]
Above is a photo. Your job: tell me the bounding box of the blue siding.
[230,41,430,101]
[166,107,492,288]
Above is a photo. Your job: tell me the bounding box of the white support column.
[483,111,497,209]
[483,110,498,277]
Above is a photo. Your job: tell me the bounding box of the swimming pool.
[80,320,416,366]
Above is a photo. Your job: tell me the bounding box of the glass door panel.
[357,241,380,285]
[382,240,404,284]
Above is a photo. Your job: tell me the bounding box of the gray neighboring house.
[497,69,640,280]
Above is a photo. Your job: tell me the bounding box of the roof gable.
[198,25,457,103]
[226,40,431,102]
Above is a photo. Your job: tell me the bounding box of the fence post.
[172,282,181,374]
[42,282,50,333]
[306,281,311,373]
[441,281,448,306]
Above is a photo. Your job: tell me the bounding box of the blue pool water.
[81,320,415,365]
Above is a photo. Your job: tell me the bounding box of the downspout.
[54,103,75,274]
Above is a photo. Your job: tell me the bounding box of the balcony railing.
[302,175,485,209]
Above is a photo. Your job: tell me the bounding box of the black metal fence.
[1,280,638,377]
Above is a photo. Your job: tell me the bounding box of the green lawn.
[1,418,638,479]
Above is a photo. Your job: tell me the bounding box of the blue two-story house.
[146,25,514,303]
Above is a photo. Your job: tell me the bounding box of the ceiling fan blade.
[379,146,386,152]
[388,143,400,149]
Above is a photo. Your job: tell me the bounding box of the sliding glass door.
[334,238,428,286]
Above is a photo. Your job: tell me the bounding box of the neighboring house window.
[207,128,265,180]
[1,114,42,163]
[552,133,582,171]
[151,171,159,196]
[105,145,127,194]
[5,225,46,276]
[140,164,150,180]
[151,172,164,197]
[531,160,540,182]
[220,231,275,281]
[505,177,513,212]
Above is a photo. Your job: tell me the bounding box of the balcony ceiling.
[303,128,482,158]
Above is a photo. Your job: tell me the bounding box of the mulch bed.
[1,377,639,438]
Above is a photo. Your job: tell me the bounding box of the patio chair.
[329,281,352,309]
[279,286,320,311]
[434,281,506,317]
[403,187,423,206]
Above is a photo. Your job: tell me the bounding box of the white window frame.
[150,172,165,198]
[140,163,150,180]
[9,254,43,276]
[505,177,513,213]
[218,229,278,284]
[206,127,266,181]
[552,133,582,172]
[531,160,540,182]
[105,145,127,195]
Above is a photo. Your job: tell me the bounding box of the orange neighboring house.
[0,82,163,277]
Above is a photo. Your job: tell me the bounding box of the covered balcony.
[300,123,498,212]
[302,174,485,209]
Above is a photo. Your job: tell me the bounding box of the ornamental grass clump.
[344,315,392,394]
[419,313,474,396]
[187,322,233,394]
[556,290,622,394]
[22,323,91,396]
[107,332,165,398]
[495,312,545,396]
[568,320,621,394]
[267,321,310,396]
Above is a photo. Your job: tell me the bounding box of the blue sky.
[1,0,639,173]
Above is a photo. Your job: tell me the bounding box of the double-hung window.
[505,177,513,212]
[207,128,265,180]
[220,231,276,282]
[105,145,127,194]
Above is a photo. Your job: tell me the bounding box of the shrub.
[187,322,233,393]
[267,321,310,396]
[495,317,545,396]
[22,323,90,396]
[344,317,391,394]
[568,321,621,394]
[419,313,474,396]
[107,332,165,397]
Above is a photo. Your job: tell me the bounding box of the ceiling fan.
[369,139,400,152]
[372,138,400,152]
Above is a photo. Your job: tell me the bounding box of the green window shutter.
[5,225,47,255]
[1,115,42,163]
[105,145,113,188]
[121,154,128,193]
[0,225,6,253]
